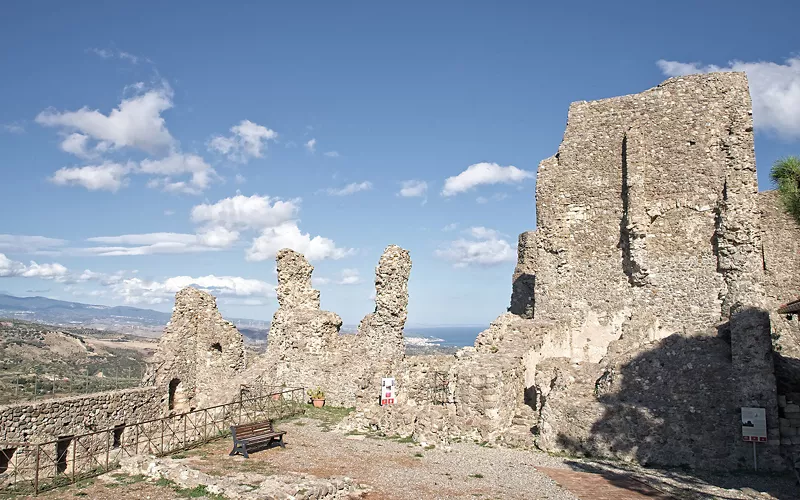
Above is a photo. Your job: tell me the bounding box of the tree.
[770,156,800,224]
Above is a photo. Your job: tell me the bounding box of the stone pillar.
[358,245,412,361]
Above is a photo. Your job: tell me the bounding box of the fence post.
[105,431,110,472]
[160,419,165,455]
[72,436,77,483]
[203,410,208,442]
[183,413,187,447]
[134,424,139,455]
[34,444,40,495]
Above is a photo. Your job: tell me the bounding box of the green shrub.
[770,156,800,224]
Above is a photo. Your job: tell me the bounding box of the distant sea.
[403,326,484,348]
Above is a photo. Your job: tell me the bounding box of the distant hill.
[0,293,270,338]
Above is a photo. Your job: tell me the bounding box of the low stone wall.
[343,350,526,445]
[0,386,162,444]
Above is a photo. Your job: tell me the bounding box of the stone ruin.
[341,71,800,472]
[251,245,412,406]
[147,287,246,410]
[4,71,800,479]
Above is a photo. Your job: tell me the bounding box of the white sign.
[381,377,395,405]
[741,407,767,442]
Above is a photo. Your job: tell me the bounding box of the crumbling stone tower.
[358,245,412,361]
[151,287,245,411]
[259,245,411,406]
[488,72,787,470]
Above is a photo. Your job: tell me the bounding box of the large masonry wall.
[0,387,162,444]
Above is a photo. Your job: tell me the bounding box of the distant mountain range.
[0,294,270,337]
[0,293,482,342]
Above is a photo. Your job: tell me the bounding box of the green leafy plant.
[307,387,325,399]
[770,156,800,224]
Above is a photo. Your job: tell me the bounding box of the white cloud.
[656,57,800,139]
[164,210,175,216]
[326,181,373,196]
[196,226,240,248]
[337,268,361,285]
[324,151,340,158]
[0,235,67,254]
[36,85,174,155]
[87,233,199,246]
[305,138,316,153]
[89,48,151,64]
[246,222,353,262]
[49,162,133,192]
[442,223,458,232]
[191,194,299,231]
[2,123,25,134]
[60,133,94,158]
[235,174,246,184]
[398,180,428,198]
[0,253,69,279]
[312,276,331,286]
[208,120,277,162]
[82,232,228,256]
[81,193,350,261]
[435,226,516,268]
[442,163,533,196]
[109,274,274,305]
[140,153,218,194]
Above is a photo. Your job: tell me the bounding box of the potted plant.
[272,382,285,401]
[307,387,325,408]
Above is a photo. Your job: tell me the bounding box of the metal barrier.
[0,387,304,495]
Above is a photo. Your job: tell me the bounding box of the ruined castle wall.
[760,190,800,362]
[531,73,760,348]
[259,246,411,407]
[759,190,800,454]
[344,350,527,446]
[476,73,786,471]
[0,387,161,444]
[151,288,245,410]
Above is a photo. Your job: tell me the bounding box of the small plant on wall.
[770,156,800,224]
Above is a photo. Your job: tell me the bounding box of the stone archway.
[168,378,188,412]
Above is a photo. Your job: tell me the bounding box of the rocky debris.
[120,454,368,499]
[151,287,245,409]
[358,244,412,360]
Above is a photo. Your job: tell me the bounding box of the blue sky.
[1,1,799,326]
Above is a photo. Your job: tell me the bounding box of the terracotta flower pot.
[312,398,325,408]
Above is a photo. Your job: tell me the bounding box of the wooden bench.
[229,420,285,458]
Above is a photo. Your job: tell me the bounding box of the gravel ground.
[21,408,800,499]
[182,417,579,500]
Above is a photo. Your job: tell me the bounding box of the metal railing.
[0,369,145,405]
[0,387,304,495]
